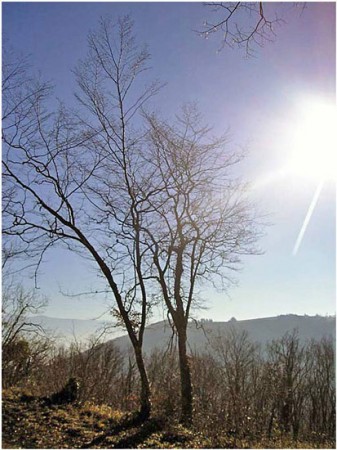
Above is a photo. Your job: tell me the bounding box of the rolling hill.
[107,314,336,355]
[30,314,335,353]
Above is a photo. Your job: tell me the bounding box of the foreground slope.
[3,388,334,449]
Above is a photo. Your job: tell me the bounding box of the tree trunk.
[134,343,151,421]
[177,326,193,426]
[267,406,275,439]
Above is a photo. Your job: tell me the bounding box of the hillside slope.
[29,314,335,352]
[108,314,335,355]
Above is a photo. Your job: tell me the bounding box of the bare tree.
[2,280,52,388]
[139,105,262,424]
[146,348,180,417]
[2,16,161,420]
[2,282,46,349]
[37,335,125,405]
[3,16,262,426]
[198,2,305,56]
[266,330,312,438]
[2,49,53,271]
[307,337,335,438]
[211,327,262,437]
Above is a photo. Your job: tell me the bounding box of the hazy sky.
[2,2,336,322]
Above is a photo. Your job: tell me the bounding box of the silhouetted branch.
[198,2,305,56]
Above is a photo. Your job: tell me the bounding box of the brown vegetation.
[2,323,335,449]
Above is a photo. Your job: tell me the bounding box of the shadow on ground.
[81,414,165,448]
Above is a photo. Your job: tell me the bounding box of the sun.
[287,98,337,181]
[283,96,336,255]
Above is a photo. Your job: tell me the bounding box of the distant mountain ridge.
[30,314,335,352]
[107,314,336,355]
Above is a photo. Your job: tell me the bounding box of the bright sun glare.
[287,98,337,181]
[287,97,336,255]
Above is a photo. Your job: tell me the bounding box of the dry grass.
[2,388,335,449]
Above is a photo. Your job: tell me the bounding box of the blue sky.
[2,2,336,321]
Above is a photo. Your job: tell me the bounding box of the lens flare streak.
[292,180,324,256]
